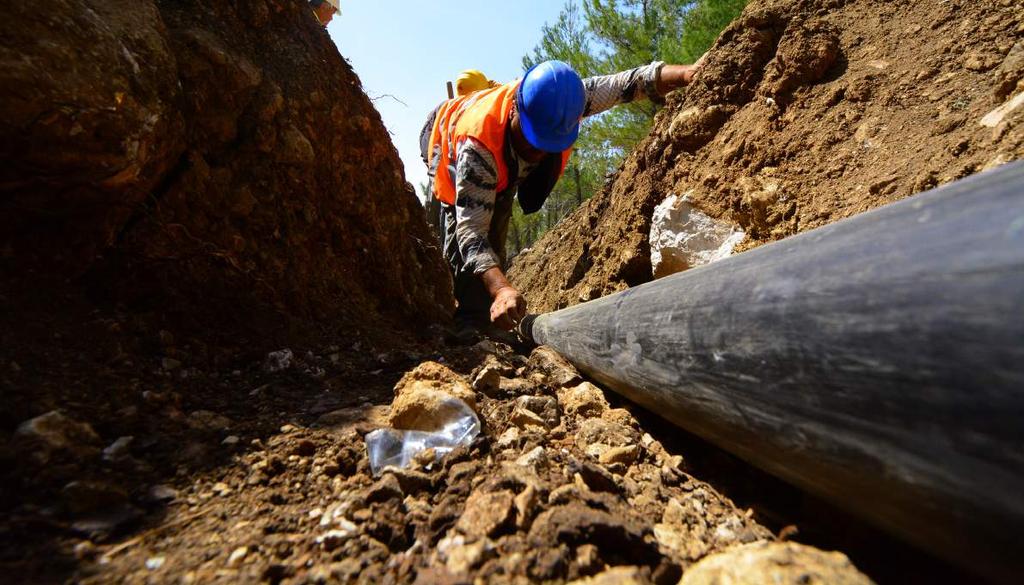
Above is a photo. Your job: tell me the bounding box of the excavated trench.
[1,0,1022,583]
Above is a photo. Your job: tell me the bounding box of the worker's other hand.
[490,286,527,331]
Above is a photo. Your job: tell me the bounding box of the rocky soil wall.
[0,0,453,337]
[511,0,1023,313]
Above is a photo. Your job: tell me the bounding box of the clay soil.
[511,0,1024,312]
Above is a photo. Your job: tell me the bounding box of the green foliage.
[508,0,747,257]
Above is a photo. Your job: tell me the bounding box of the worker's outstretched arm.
[581,59,703,118]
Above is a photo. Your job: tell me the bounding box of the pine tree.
[507,0,747,257]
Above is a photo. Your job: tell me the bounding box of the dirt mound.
[510,0,1024,313]
[0,0,453,337]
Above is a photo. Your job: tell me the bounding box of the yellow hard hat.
[456,69,498,96]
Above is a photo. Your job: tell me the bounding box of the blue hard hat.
[516,60,585,153]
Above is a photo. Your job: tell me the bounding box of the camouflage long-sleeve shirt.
[421,61,665,275]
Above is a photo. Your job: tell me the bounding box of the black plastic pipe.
[525,162,1024,582]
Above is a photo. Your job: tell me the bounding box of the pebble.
[558,382,610,418]
[513,395,559,429]
[575,543,601,573]
[472,340,497,353]
[438,534,490,573]
[526,346,582,387]
[514,485,538,528]
[497,376,534,397]
[575,418,638,457]
[472,359,503,394]
[222,435,240,445]
[515,446,547,472]
[510,407,550,431]
[146,556,166,570]
[447,461,481,485]
[495,427,521,450]
[102,436,134,462]
[148,484,178,503]
[456,489,515,538]
[598,444,640,467]
[384,468,433,494]
[365,473,403,503]
[16,410,101,460]
[264,349,294,372]
[316,528,355,551]
[227,546,248,566]
[73,540,96,560]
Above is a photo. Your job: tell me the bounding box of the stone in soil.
[456,489,516,539]
[390,361,478,431]
[526,346,582,388]
[679,541,874,585]
[15,410,101,462]
[511,395,560,430]
[559,382,611,418]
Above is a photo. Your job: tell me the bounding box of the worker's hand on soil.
[490,287,526,331]
[656,63,702,95]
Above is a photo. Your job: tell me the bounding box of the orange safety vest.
[427,82,571,206]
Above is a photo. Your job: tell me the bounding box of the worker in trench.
[309,0,340,27]
[420,59,701,333]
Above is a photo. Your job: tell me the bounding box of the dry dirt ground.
[511,0,1024,312]
[0,276,980,584]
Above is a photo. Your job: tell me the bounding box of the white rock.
[227,546,248,566]
[980,92,1024,128]
[145,556,166,570]
[649,192,745,279]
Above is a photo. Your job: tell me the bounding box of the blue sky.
[329,1,566,200]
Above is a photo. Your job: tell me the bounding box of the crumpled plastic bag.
[364,396,480,477]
